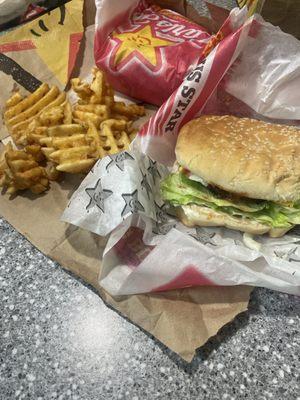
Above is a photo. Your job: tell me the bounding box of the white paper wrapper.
[62,149,300,296]
[224,21,300,120]
[62,6,300,296]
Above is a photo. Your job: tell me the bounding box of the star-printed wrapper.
[62,149,300,296]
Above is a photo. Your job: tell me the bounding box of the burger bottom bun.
[177,204,292,238]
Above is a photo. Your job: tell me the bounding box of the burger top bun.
[176,115,300,203]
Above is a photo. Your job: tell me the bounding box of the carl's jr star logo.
[85,179,112,213]
[106,152,134,172]
[112,25,175,71]
[121,189,145,217]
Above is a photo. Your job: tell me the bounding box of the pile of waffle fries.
[0,68,145,196]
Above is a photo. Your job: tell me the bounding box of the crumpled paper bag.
[0,0,252,362]
[0,151,252,362]
[0,0,84,139]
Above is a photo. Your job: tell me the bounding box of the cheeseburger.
[161,115,300,237]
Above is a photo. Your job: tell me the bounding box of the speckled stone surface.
[0,217,299,400]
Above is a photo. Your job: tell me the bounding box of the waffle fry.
[24,144,45,163]
[71,68,114,106]
[5,92,23,108]
[0,147,7,187]
[38,123,96,173]
[4,83,50,121]
[74,104,110,117]
[26,125,48,146]
[47,124,86,137]
[112,102,145,119]
[30,124,87,161]
[39,106,65,127]
[1,67,146,197]
[71,68,144,130]
[86,122,105,158]
[37,118,134,173]
[89,69,105,104]
[8,94,67,145]
[98,119,132,156]
[0,143,49,195]
[45,163,61,181]
[35,101,73,129]
[50,147,95,174]
[39,127,81,160]
[63,102,73,124]
[41,133,88,150]
[71,78,93,102]
[72,109,109,128]
[4,85,68,145]
[6,86,60,128]
[90,68,115,106]
[72,103,110,129]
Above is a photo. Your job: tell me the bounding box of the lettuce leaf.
[161,172,299,229]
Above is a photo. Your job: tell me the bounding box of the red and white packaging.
[63,6,300,296]
[94,0,211,105]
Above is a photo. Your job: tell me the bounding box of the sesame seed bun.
[176,115,300,202]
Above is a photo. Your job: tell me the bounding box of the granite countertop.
[0,217,299,399]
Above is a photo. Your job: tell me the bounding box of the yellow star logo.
[112,25,175,69]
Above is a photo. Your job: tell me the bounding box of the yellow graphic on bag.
[112,25,175,69]
[0,0,83,86]
[236,0,265,16]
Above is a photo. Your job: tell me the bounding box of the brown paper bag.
[261,0,300,39]
[0,0,84,139]
[0,0,252,362]
[0,168,251,361]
